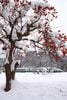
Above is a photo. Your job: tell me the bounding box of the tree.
[56,33,67,56]
[0,0,63,91]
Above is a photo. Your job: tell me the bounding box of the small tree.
[0,0,62,91]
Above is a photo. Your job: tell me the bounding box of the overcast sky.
[48,0,67,34]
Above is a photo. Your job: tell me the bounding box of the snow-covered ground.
[0,72,67,100]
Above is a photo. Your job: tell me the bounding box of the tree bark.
[4,41,15,92]
[11,71,15,80]
[4,64,11,91]
[11,62,19,80]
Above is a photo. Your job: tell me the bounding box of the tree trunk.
[4,41,15,92]
[4,64,11,91]
[11,62,19,80]
[11,71,15,80]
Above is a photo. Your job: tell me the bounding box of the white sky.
[48,0,67,34]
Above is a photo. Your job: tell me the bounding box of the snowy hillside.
[0,72,67,100]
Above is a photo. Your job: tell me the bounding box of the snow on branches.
[0,0,67,92]
[0,0,66,65]
[56,33,67,56]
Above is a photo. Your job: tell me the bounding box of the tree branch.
[30,16,41,26]
[15,46,22,50]
[0,38,5,44]
[10,16,20,40]
[0,13,12,27]
[3,28,8,36]
[30,27,37,32]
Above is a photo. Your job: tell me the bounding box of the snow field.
[0,72,67,100]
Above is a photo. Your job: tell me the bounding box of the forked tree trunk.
[4,65,16,92]
[4,41,15,92]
